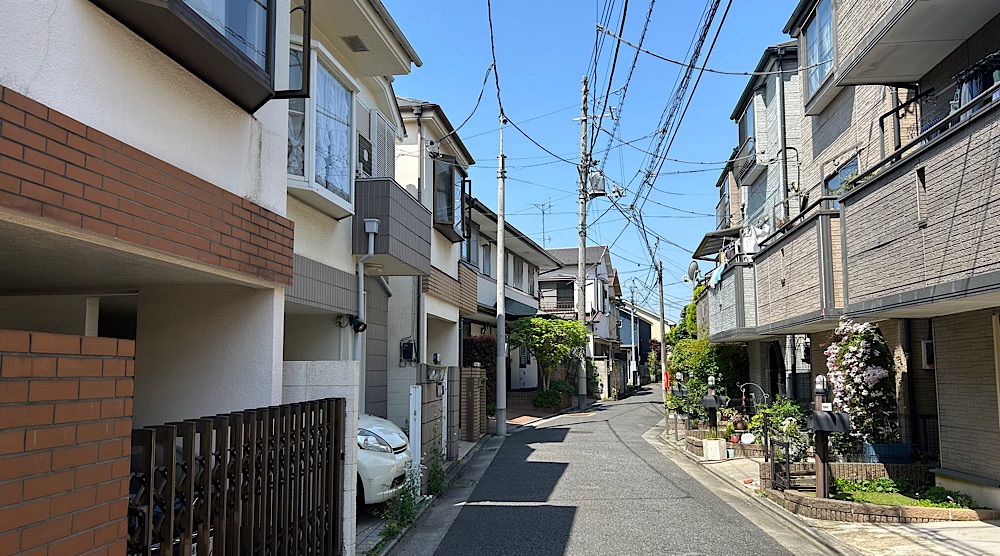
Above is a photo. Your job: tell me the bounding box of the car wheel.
[357,475,366,508]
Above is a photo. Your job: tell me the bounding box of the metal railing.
[853,80,1000,190]
[128,398,346,555]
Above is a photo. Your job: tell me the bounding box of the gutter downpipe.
[414,106,425,368]
[902,318,917,447]
[777,48,797,401]
[356,220,379,412]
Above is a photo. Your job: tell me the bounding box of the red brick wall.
[0,86,294,285]
[0,330,134,554]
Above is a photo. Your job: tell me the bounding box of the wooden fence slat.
[127,399,346,556]
[193,419,213,556]
[228,412,244,555]
[151,425,177,554]
[129,429,155,556]
[172,421,196,554]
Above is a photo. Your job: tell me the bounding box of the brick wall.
[933,310,1000,482]
[0,330,134,554]
[0,86,293,285]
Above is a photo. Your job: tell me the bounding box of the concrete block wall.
[0,330,134,554]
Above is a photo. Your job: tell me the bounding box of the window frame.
[802,0,835,100]
[513,256,524,290]
[482,242,492,278]
[824,155,859,208]
[286,41,360,213]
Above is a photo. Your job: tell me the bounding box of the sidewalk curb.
[658,430,864,556]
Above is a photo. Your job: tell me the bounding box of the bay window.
[432,157,467,242]
[804,0,834,98]
[287,47,355,214]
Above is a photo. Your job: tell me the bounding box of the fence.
[128,398,346,555]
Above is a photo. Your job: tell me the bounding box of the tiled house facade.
[697,0,1000,508]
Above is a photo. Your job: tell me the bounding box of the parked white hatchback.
[357,414,413,505]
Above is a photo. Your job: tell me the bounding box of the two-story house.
[539,246,623,399]
[384,97,476,462]
[0,0,421,553]
[463,198,561,391]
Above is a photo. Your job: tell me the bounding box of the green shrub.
[918,486,977,509]
[533,389,562,409]
[550,380,575,394]
[427,446,446,497]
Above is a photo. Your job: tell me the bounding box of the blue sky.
[383,0,798,317]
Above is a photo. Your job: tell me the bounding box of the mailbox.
[702,395,728,409]
[807,410,852,433]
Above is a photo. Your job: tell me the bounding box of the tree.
[508,317,588,391]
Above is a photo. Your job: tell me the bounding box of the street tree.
[508,317,588,391]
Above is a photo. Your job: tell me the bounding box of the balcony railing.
[128,398,346,555]
[539,300,576,313]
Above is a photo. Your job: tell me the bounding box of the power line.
[439,64,494,147]
[597,25,833,76]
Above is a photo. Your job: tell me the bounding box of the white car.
[357,414,412,505]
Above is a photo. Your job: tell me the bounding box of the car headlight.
[357,428,393,453]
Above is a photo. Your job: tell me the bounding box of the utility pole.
[496,114,508,437]
[576,75,589,411]
[629,283,638,386]
[658,260,669,408]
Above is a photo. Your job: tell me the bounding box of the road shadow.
[433,427,575,555]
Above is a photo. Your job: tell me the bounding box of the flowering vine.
[824,318,899,447]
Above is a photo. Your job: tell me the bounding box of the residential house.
[385,97,476,462]
[696,0,1000,509]
[0,0,420,553]
[539,246,624,399]
[463,197,561,390]
[785,0,1000,508]
[694,41,815,403]
[618,300,666,384]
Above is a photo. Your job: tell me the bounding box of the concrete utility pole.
[496,115,508,437]
[658,261,668,407]
[629,283,638,385]
[576,75,589,411]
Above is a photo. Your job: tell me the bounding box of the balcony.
[839,0,1000,87]
[90,0,278,112]
[840,88,1000,319]
[353,178,431,276]
[752,201,843,334]
[705,260,760,342]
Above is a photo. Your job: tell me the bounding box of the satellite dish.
[687,261,700,283]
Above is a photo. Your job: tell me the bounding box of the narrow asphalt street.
[392,386,839,556]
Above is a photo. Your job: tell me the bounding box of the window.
[528,264,536,296]
[432,158,467,242]
[519,347,528,368]
[482,243,492,277]
[287,48,353,203]
[513,257,524,290]
[463,223,480,266]
[556,282,574,307]
[824,156,858,208]
[504,256,511,286]
[804,0,834,97]
[738,103,754,152]
[184,0,268,69]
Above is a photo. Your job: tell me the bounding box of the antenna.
[686,260,701,284]
[528,199,553,247]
